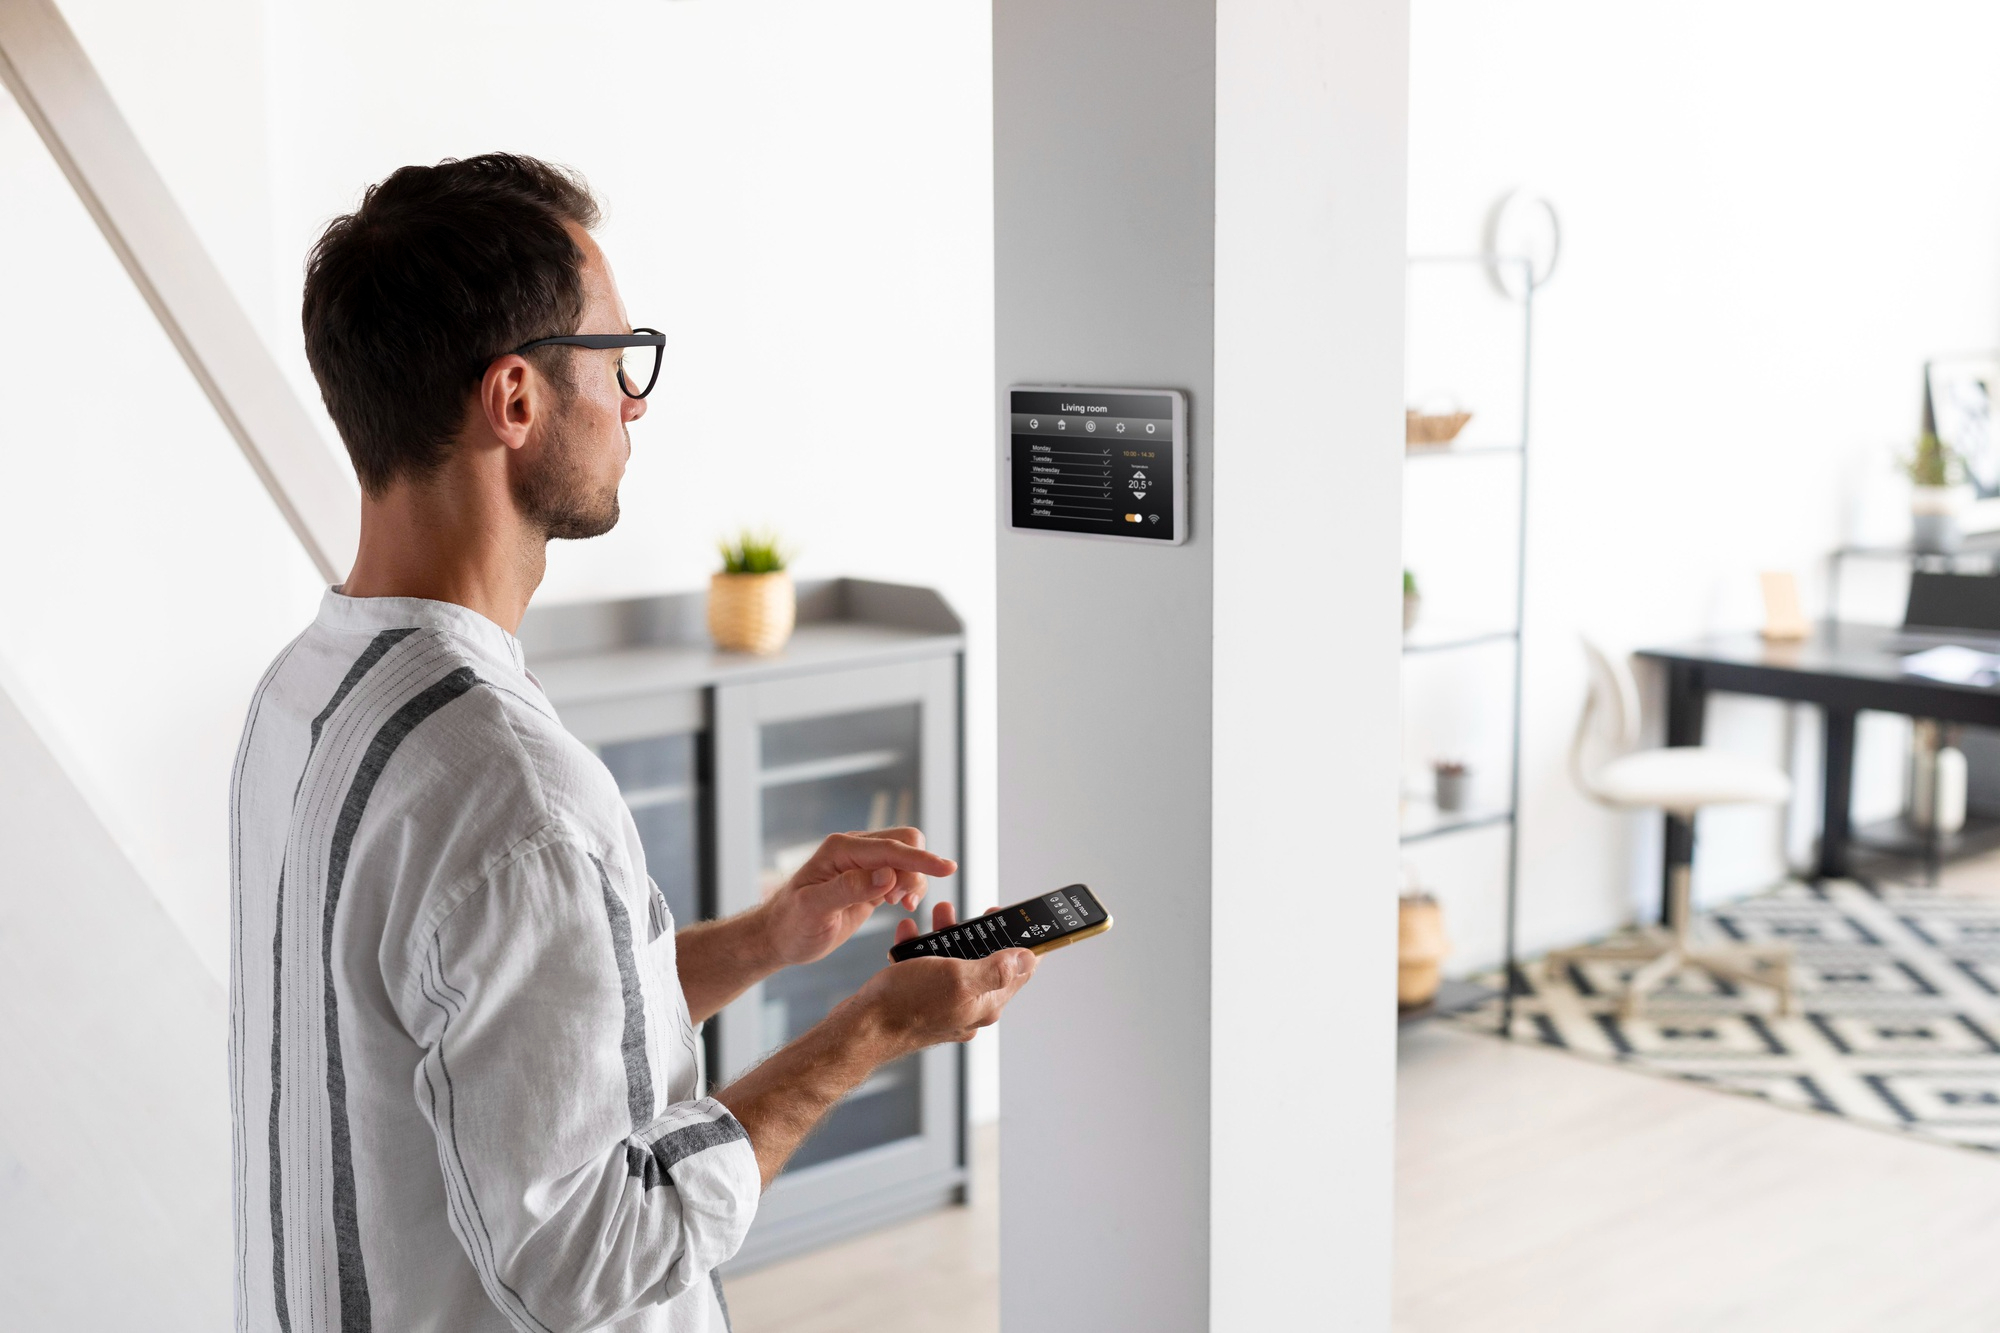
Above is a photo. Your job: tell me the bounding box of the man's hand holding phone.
[859,901,1037,1054]
[718,898,1035,1186]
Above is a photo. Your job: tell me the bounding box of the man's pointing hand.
[760,828,957,967]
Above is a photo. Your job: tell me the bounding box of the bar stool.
[1545,640,1795,1017]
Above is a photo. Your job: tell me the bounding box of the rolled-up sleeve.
[403,833,759,1332]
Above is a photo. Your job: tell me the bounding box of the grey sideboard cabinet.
[517,579,967,1270]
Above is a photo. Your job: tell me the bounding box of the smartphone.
[889,883,1112,962]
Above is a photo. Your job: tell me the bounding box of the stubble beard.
[513,396,623,541]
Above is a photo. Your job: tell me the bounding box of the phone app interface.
[903,887,1106,959]
[1010,390,1176,540]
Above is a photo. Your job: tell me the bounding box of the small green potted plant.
[709,529,795,654]
[1403,568,1421,635]
[1907,431,1968,555]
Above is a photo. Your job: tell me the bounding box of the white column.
[995,0,1405,1327]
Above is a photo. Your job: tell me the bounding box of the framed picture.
[1928,354,2000,530]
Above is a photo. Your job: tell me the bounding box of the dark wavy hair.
[302,153,601,494]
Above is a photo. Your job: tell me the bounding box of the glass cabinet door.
[756,703,924,1171]
[598,729,704,928]
[549,690,709,930]
[713,655,962,1255]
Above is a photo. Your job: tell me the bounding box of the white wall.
[58,0,276,327]
[0,10,318,1321]
[1213,0,1405,1321]
[0,666,232,1328]
[1404,0,2000,969]
[0,51,324,987]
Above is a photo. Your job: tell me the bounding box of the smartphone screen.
[890,884,1110,961]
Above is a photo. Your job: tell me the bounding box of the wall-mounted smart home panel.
[1007,386,1187,545]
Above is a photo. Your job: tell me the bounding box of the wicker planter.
[708,571,796,655]
[1405,409,1472,450]
[1398,894,1450,1009]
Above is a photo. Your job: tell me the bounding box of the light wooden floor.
[729,1012,2000,1333]
[1396,1021,2000,1332]
[727,1125,997,1333]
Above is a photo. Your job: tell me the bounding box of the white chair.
[1545,640,1795,1017]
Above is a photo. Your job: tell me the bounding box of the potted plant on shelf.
[1405,400,1473,451]
[1432,758,1471,813]
[1907,430,1970,555]
[709,529,796,655]
[1403,569,1421,635]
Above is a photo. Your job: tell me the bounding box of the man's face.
[511,224,647,540]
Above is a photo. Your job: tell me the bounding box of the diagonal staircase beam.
[0,0,357,580]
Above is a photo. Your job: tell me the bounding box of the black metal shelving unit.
[1402,253,1535,1034]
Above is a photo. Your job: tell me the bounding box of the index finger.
[831,831,956,878]
[853,826,928,852]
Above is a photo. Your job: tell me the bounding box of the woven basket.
[1397,894,1450,1009]
[1405,409,1472,448]
[708,571,796,655]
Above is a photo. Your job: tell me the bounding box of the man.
[229,153,1035,1333]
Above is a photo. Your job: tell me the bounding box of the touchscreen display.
[895,885,1108,960]
[1009,389,1178,541]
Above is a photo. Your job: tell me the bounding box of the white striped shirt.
[230,590,757,1333]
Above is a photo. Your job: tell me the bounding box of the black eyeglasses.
[509,326,665,399]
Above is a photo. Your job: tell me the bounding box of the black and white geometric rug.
[1456,881,2000,1155]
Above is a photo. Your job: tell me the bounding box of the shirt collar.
[315,587,528,677]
